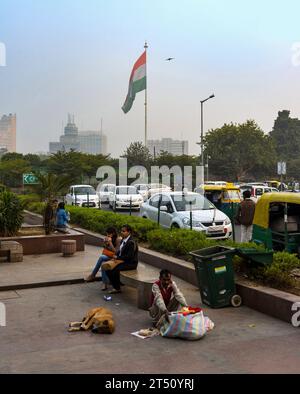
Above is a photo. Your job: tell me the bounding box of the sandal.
[84,275,96,283]
[109,289,121,294]
[101,285,108,291]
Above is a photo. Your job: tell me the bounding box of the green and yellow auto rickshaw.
[194,183,241,220]
[252,192,300,254]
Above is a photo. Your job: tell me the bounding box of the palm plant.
[33,172,76,202]
[0,191,24,236]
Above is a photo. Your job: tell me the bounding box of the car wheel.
[171,223,180,230]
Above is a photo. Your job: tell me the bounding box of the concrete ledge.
[236,282,300,323]
[1,229,85,255]
[0,278,87,292]
[74,226,300,324]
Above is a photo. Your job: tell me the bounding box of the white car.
[141,191,232,239]
[97,184,116,203]
[66,185,100,207]
[134,184,150,201]
[240,185,272,201]
[109,186,144,210]
[147,183,172,197]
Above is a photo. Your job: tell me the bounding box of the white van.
[65,185,100,207]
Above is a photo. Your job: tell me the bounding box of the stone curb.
[22,211,300,324]
[73,227,300,325]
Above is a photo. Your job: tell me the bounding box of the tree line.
[0,111,298,192]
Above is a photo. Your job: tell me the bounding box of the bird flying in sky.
[165,57,174,61]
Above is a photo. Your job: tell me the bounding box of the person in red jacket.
[149,269,188,327]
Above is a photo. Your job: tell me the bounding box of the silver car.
[141,191,232,239]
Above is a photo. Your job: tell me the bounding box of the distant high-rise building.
[0,113,16,152]
[49,115,107,155]
[147,138,188,156]
[78,131,107,155]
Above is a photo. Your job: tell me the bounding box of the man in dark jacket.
[105,224,138,294]
[236,190,256,242]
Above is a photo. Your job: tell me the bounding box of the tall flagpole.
[144,41,148,147]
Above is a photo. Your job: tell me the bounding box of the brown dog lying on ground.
[68,307,115,334]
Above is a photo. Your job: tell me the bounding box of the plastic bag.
[160,311,214,340]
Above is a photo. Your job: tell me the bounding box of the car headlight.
[182,218,203,227]
[224,218,231,226]
[182,217,190,226]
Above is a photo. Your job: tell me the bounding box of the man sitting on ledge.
[149,269,188,327]
[104,224,138,294]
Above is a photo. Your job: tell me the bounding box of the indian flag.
[122,51,146,114]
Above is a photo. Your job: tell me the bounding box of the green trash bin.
[237,248,273,267]
[236,248,273,267]
[190,246,242,308]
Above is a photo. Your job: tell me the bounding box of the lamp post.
[200,94,215,183]
[205,155,211,182]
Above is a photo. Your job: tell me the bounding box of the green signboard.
[23,173,39,185]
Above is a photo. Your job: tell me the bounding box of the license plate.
[208,225,224,233]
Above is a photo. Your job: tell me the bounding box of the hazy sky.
[1,0,300,157]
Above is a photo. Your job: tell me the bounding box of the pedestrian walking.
[235,190,256,243]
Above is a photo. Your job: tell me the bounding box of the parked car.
[97,183,116,203]
[147,183,172,197]
[65,185,100,207]
[108,185,144,210]
[134,184,150,201]
[240,184,272,201]
[141,191,232,239]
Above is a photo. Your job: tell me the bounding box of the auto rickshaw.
[252,192,300,254]
[194,183,241,220]
[265,180,280,189]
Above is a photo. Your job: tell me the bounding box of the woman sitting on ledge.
[56,202,70,233]
[85,227,121,291]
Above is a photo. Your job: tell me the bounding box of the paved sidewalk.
[0,245,100,290]
[0,245,299,374]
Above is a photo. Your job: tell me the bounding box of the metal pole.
[87,192,89,208]
[144,41,148,147]
[231,202,236,242]
[284,202,288,251]
[201,101,204,177]
[129,196,132,216]
[157,194,162,226]
[190,201,193,230]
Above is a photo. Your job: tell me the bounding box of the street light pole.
[200,94,215,183]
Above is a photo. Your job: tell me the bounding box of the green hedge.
[25,201,300,293]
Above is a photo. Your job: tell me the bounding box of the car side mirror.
[160,206,168,212]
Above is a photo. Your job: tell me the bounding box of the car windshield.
[171,194,214,211]
[149,184,168,189]
[116,187,138,195]
[223,190,240,199]
[75,187,96,194]
[100,185,115,192]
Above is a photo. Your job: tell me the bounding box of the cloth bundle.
[160,308,214,340]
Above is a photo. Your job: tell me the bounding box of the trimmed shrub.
[25,201,300,292]
[0,191,24,236]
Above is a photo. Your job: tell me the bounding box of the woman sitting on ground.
[85,227,121,291]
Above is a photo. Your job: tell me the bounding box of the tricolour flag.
[122,51,146,114]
